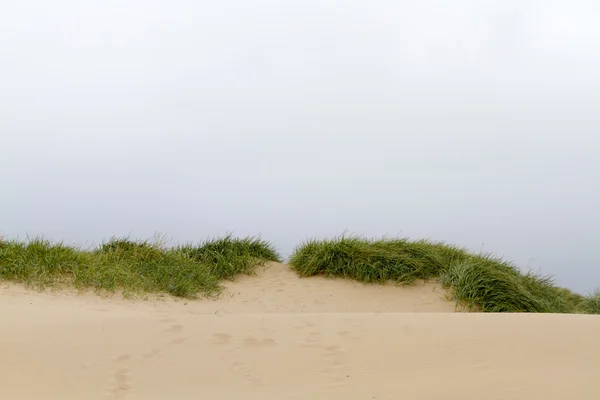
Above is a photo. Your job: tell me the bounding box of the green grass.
[2,233,597,312]
[174,234,282,280]
[582,290,600,314]
[289,235,599,314]
[0,235,280,299]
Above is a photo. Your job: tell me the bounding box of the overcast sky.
[1,1,599,293]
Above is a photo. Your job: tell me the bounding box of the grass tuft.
[439,259,578,313]
[174,235,281,280]
[98,237,155,253]
[0,238,84,289]
[582,290,600,314]
[289,234,597,314]
[289,235,470,283]
[0,235,279,299]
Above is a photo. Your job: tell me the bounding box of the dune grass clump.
[582,290,600,314]
[174,235,281,279]
[439,258,578,313]
[0,235,279,299]
[0,238,86,288]
[289,235,597,314]
[289,235,470,283]
[98,238,154,253]
[87,237,221,298]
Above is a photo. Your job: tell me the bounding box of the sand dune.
[1,262,599,399]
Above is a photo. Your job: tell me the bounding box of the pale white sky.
[1,1,599,292]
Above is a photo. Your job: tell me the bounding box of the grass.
[289,234,599,314]
[0,235,280,299]
[583,290,600,314]
[2,232,597,312]
[174,234,282,280]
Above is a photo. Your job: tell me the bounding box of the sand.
[1,262,599,399]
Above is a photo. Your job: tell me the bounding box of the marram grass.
[1,233,597,313]
[0,235,280,299]
[289,234,599,314]
[175,234,281,280]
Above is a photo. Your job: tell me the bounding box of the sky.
[1,0,599,293]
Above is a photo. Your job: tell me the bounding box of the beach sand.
[1,262,598,399]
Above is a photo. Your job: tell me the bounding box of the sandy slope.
[1,262,599,399]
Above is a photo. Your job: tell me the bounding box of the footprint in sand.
[165,324,183,333]
[325,345,341,353]
[142,348,162,359]
[171,337,188,345]
[114,354,131,363]
[108,354,132,399]
[244,336,276,347]
[212,332,233,345]
[110,368,132,399]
